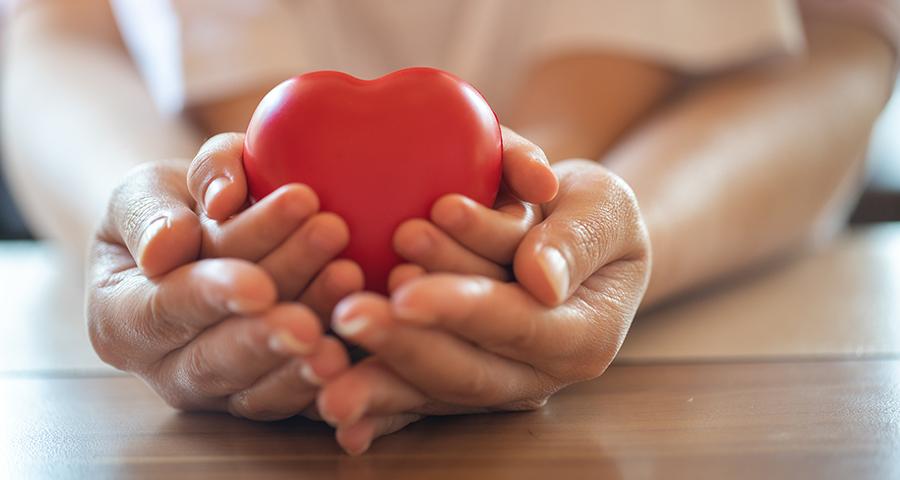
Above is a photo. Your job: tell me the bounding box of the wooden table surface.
[2,224,900,479]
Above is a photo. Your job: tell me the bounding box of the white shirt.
[109,0,896,117]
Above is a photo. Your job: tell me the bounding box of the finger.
[335,413,424,456]
[517,160,650,305]
[331,293,542,407]
[430,193,540,264]
[227,337,349,421]
[387,263,426,294]
[155,304,323,408]
[102,160,201,277]
[201,183,319,260]
[186,132,248,221]
[294,336,353,386]
[88,257,278,370]
[259,212,350,300]
[500,126,558,203]
[227,358,317,421]
[151,259,278,343]
[390,274,583,371]
[298,260,365,322]
[392,272,639,383]
[393,219,509,281]
[317,358,428,428]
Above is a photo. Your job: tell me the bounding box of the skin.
[4,0,895,455]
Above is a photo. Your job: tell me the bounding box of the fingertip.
[188,132,248,219]
[302,336,351,385]
[506,153,559,204]
[533,161,560,203]
[513,241,568,307]
[387,264,426,294]
[332,293,392,342]
[392,218,432,259]
[317,376,363,427]
[204,176,246,221]
[137,209,201,277]
[333,292,384,322]
[265,304,323,356]
[197,259,278,314]
[307,212,351,252]
[270,183,320,222]
[324,260,366,296]
[336,420,376,456]
[430,194,472,232]
[389,277,438,325]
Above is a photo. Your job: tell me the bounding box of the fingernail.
[299,361,323,385]
[204,177,231,211]
[268,330,313,356]
[333,315,370,338]
[226,298,270,315]
[537,246,569,303]
[137,216,168,263]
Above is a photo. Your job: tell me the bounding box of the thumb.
[499,126,559,204]
[186,132,249,221]
[102,160,201,277]
[513,160,649,306]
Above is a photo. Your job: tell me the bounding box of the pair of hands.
[87,127,651,455]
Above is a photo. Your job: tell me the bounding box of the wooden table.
[3,225,900,479]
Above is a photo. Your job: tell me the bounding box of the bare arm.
[1,0,202,259]
[606,18,894,306]
[510,16,895,307]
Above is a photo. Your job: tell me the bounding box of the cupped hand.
[86,138,356,420]
[318,159,651,454]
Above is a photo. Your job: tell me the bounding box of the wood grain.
[3,359,898,479]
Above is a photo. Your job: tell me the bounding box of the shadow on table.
[105,408,625,479]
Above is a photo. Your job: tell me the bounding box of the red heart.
[243,67,503,293]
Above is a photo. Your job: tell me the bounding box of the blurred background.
[1,2,897,239]
[0,0,30,240]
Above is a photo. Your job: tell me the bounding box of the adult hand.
[317,159,652,454]
[87,152,352,421]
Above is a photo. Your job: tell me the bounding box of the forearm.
[1,0,201,260]
[605,18,895,306]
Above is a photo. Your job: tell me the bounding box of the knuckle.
[449,364,494,405]
[85,273,147,372]
[143,366,207,412]
[86,312,124,370]
[182,344,224,397]
[146,289,196,347]
[499,314,538,352]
